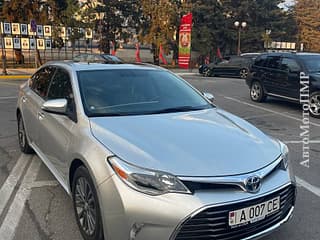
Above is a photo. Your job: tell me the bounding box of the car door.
[21,67,56,145]
[215,57,240,76]
[263,55,283,95]
[37,67,77,182]
[279,57,302,99]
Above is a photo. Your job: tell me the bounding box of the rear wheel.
[240,68,248,79]
[250,81,266,102]
[72,166,104,240]
[309,92,320,118]
[203,68,211,77]
[17,114,33,154]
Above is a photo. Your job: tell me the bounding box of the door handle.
[38,111,45,120]
[21,96,27,103]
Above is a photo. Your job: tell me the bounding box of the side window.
[265,56,281,69]
[281,58,301,72]
[47,68,73,100]
[29,67,55,98]
[254,55,267,67]
[47,68,77,121]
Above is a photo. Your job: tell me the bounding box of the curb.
[0,75,31,79]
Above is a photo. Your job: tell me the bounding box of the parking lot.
[0,73,319,240]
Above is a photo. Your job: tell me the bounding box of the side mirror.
[203,92,215,102]
[42,99,67,114]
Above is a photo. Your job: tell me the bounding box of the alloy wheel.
[240,69,248,79]
[18,117,26,149]
[309,94,320,116]
[250,82,261,101]
[74,177,97,236]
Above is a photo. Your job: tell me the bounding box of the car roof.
[260,52,320,57]
[43,61,164,72]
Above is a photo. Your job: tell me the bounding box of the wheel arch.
[69,158,86,192]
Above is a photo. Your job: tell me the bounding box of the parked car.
[73,53,123,64]
[203,55,257,79]
[17,62,296,240]
[246,52,320,118]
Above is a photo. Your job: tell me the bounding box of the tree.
[139,0,188,65]
[191,0,297,57]
[296,0,320,52]
[95,0,140,54]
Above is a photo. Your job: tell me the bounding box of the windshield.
[298,55,320,73]
[77,69,213,117]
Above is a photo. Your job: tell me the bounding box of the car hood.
[89,108,281,177]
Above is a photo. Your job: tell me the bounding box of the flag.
[178,13,193,69]
[205,55,210,64]
[110,41,116,56]
[135,43,142,63]
[159,44,168,65]
[217,47,222,59]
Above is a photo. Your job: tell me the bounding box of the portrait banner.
[21,38,30,50]
[178,13,192,69]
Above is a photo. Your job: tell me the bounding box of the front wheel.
[17,114,34,154]
[309,92,320,118]
[72,166,104,240]
[240,68,248,79]
[250,81,266,102]
[203,68,211,77]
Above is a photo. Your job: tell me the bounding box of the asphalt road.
[0,73,319,240]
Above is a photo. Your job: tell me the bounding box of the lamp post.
[234,21,247,56]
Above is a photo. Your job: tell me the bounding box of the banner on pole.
[178,13,192,69]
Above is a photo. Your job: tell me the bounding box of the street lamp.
[234,21,247,56]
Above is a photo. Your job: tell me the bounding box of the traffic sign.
[30,19,36,32]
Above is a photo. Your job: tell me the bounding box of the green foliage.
[191,0,297,56]
[95,0,140,53]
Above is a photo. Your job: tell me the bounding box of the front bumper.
[98,166,296,240]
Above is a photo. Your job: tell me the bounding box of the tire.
[309,91,320,118]
[17,114,34,154]
[72,166,104,240]
[203,68,211,77]
[239,68,248,79]
[250,81,266,102]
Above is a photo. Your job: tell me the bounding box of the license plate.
[229,196,280,227]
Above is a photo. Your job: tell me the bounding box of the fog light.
[130,223,144,240]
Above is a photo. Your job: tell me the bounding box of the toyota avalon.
[17,62,296,240]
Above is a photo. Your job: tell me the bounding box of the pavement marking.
[0,96,17,100]
[296,176,320,198]
[177,72,199,76]
[284,140,320,144]
[0,154,32,217]
[0,81,22,87]
[224,96,320,127]
[29,180,59,189]
[0,156,41,240]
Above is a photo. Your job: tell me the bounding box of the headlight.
[108,156,191,195]
[280,141,289,170]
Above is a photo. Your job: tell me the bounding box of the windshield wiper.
[151,105,209,114]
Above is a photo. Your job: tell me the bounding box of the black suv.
[246,52,320,118]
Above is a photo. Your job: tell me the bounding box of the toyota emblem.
[245,176,261,193]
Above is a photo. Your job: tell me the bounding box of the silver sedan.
[17,62,296,240]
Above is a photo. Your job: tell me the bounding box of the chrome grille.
[173,184,296,240]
